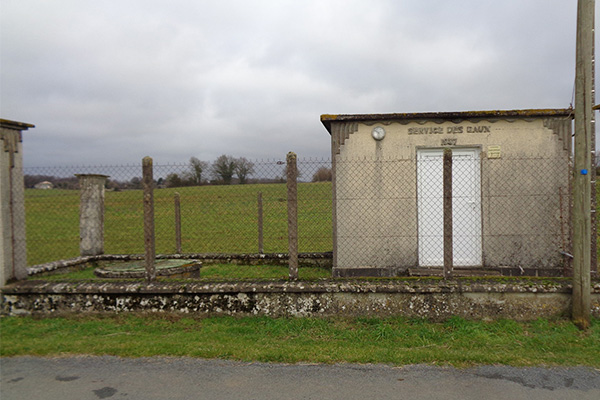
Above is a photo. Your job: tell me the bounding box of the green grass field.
[25,181,600,267]
[1,315,598,366]
[25,182,332,266]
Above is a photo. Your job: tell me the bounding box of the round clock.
[372,126,386,141]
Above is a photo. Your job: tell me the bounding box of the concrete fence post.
[443,148,453,279]
[286,152,298,279]
[142,156,156,282]
[76,174,109,257]
[174,192,182,254]
[1,119,34,286]
[257,192,264,254]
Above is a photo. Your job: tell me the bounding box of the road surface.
[1,356,599,400]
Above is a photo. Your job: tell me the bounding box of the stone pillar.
[76,174,109,256]
[0,119,34,286]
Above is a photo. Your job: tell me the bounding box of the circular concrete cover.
[94,259,201,279]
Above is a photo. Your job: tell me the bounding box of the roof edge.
[320,108,574,133]
[0,119,35,131]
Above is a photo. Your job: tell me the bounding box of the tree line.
[25,155,332,190]
[164,155,256,187]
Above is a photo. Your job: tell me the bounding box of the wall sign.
[408,125,491,135]
[487,145,501,159]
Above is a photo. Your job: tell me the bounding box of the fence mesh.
[23,153,576,273]
[334,153,571,272]
[24,158,332,266]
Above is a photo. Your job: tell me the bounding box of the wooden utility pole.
[590,3,598,275]
[572,0,594,330]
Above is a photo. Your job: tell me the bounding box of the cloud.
[0,0,595,167]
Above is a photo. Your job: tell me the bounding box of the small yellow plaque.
[487,145,501,159]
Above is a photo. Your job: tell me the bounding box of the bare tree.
[235,157,255,184]
[189,157,208,185]
[211,154,237,184]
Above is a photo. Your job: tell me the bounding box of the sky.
[1,0,598,168]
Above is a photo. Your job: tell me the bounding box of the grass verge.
[1,315,598,367]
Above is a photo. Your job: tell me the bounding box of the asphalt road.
[1,356,599,400]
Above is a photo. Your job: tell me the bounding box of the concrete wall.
[0,120,33,285]
[2,279,599,320]
[0,130,11,286]
[329,113,572,276]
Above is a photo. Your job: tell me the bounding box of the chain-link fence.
[24,158,332,266]
[23,152,585,275]
[334,152,572,274]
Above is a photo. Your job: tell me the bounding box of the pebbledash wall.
[321,109,573,278]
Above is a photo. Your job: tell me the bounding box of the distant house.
[34,181,53,190]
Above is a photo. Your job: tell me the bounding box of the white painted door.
[417,148,482,267]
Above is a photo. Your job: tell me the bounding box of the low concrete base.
[2,279,599,320]
[333,266,569,278]
[27,253,333,277]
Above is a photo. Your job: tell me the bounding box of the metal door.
[417,148,482,267]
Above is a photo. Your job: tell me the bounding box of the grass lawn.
[1,315,598,367]
[25,182,332,266]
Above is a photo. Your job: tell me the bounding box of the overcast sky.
[1,0,598,167]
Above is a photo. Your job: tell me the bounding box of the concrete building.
[1,119,34,286]
[321,109,573,277]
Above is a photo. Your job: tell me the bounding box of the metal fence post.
[142,156,156,282]
[287,152,298,279]
[174,192,182,254]
[443,148,453,279]
[76,174,109,257]
[257,191,264,254]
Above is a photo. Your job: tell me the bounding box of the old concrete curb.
[2,278,599,320]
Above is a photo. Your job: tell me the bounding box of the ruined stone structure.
[321,109,573,277]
